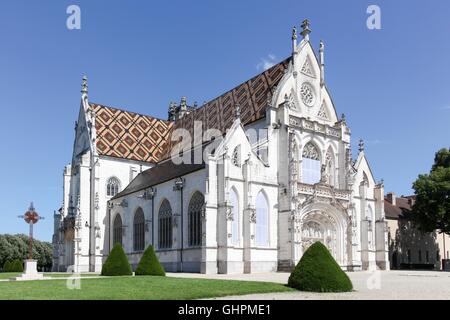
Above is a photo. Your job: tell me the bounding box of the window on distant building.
[418,250,422,262]
[407,249,411,263]
[107,177,121,197]
[426,250,429,263]
[302,142,321,184]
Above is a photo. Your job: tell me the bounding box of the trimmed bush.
[135,246,165,276]
[11,259,24,272]
[3,260,12,272]
[288,241,353,292]
[101,244,132,276]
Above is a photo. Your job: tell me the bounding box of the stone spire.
[300,19,311,41]
[358,139,365,153]
[319,40,325,87]
[81,75,88,95]
[292,26,297,54]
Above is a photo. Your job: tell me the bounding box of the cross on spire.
[81,75,88,95]
[300,19,311,41]
[358,139,365,152]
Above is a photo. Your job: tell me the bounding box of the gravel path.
[168,270,450,300]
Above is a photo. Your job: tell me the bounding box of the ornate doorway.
[301,210,339,261]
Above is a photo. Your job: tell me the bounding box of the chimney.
[386,192,396,206]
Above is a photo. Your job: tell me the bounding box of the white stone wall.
[111,169,207,272]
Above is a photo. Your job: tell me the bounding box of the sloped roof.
[113,155,205,200]
[384,196,415,220]
[92,56,291,164]
[160,57,291,160]
[92,103,173,163]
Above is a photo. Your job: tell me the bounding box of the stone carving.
[249,209,257,223]
[232,145,241,167]
[226,205,234,221]
[317,102,328,119]
[300,82,315,107]
[302,221,324,238]
[302,142,319,160]
[301,59,314,77]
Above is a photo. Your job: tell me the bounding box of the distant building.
[385,192,450,270]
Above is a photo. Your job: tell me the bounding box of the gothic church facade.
[53,21,389,273]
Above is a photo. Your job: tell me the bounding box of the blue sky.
[0,0,449,241]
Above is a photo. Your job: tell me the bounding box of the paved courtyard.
[167,270,450,300]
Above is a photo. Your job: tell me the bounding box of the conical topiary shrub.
[11,260,24,272]
[101,243,132,276]
[135,245,165,276]
[288,241,353,292]
[3,260,12,272]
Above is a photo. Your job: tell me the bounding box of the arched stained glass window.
[255,191,269,247]
[107,177,121,197]
[133,208,145,251]
[188,192,204,247]
[230,189,239,245]
[302,142,321,184]
[158,199,173,249]
[113,214,122,246]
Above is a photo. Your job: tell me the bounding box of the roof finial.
[292,26,298,54]
[81,75,88,95]
[235,103,241,120]
[358,139,365,152]
[300,19,311,41]
[319,40,325,87]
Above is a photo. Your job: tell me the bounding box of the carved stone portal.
[301,213,337,259]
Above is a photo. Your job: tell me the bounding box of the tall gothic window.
[188,192,204,247]
[113,214,122,246]
[158,199,173,249]
[133,208,145,251]
[255,191,269,247]
[230,189,239,245]
[302,142,321,184]
[107,177,121,197]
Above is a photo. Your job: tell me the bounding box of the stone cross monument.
[11,203,46,281]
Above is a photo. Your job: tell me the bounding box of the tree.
[101,244,132,276]
[135,246,165,276]
[287,242,353,292]
[11,260,24,272]
[411,148,450,234]
[0,234,52,271]
[3,260,12,272]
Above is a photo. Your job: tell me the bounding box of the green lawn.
[0,272,99,280]
[0,275,293,300]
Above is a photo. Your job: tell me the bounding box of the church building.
[52,20,389,273]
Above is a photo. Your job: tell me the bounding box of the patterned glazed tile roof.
[92,103,173,163]
[91,56,290,164]
[160,57,291,160]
